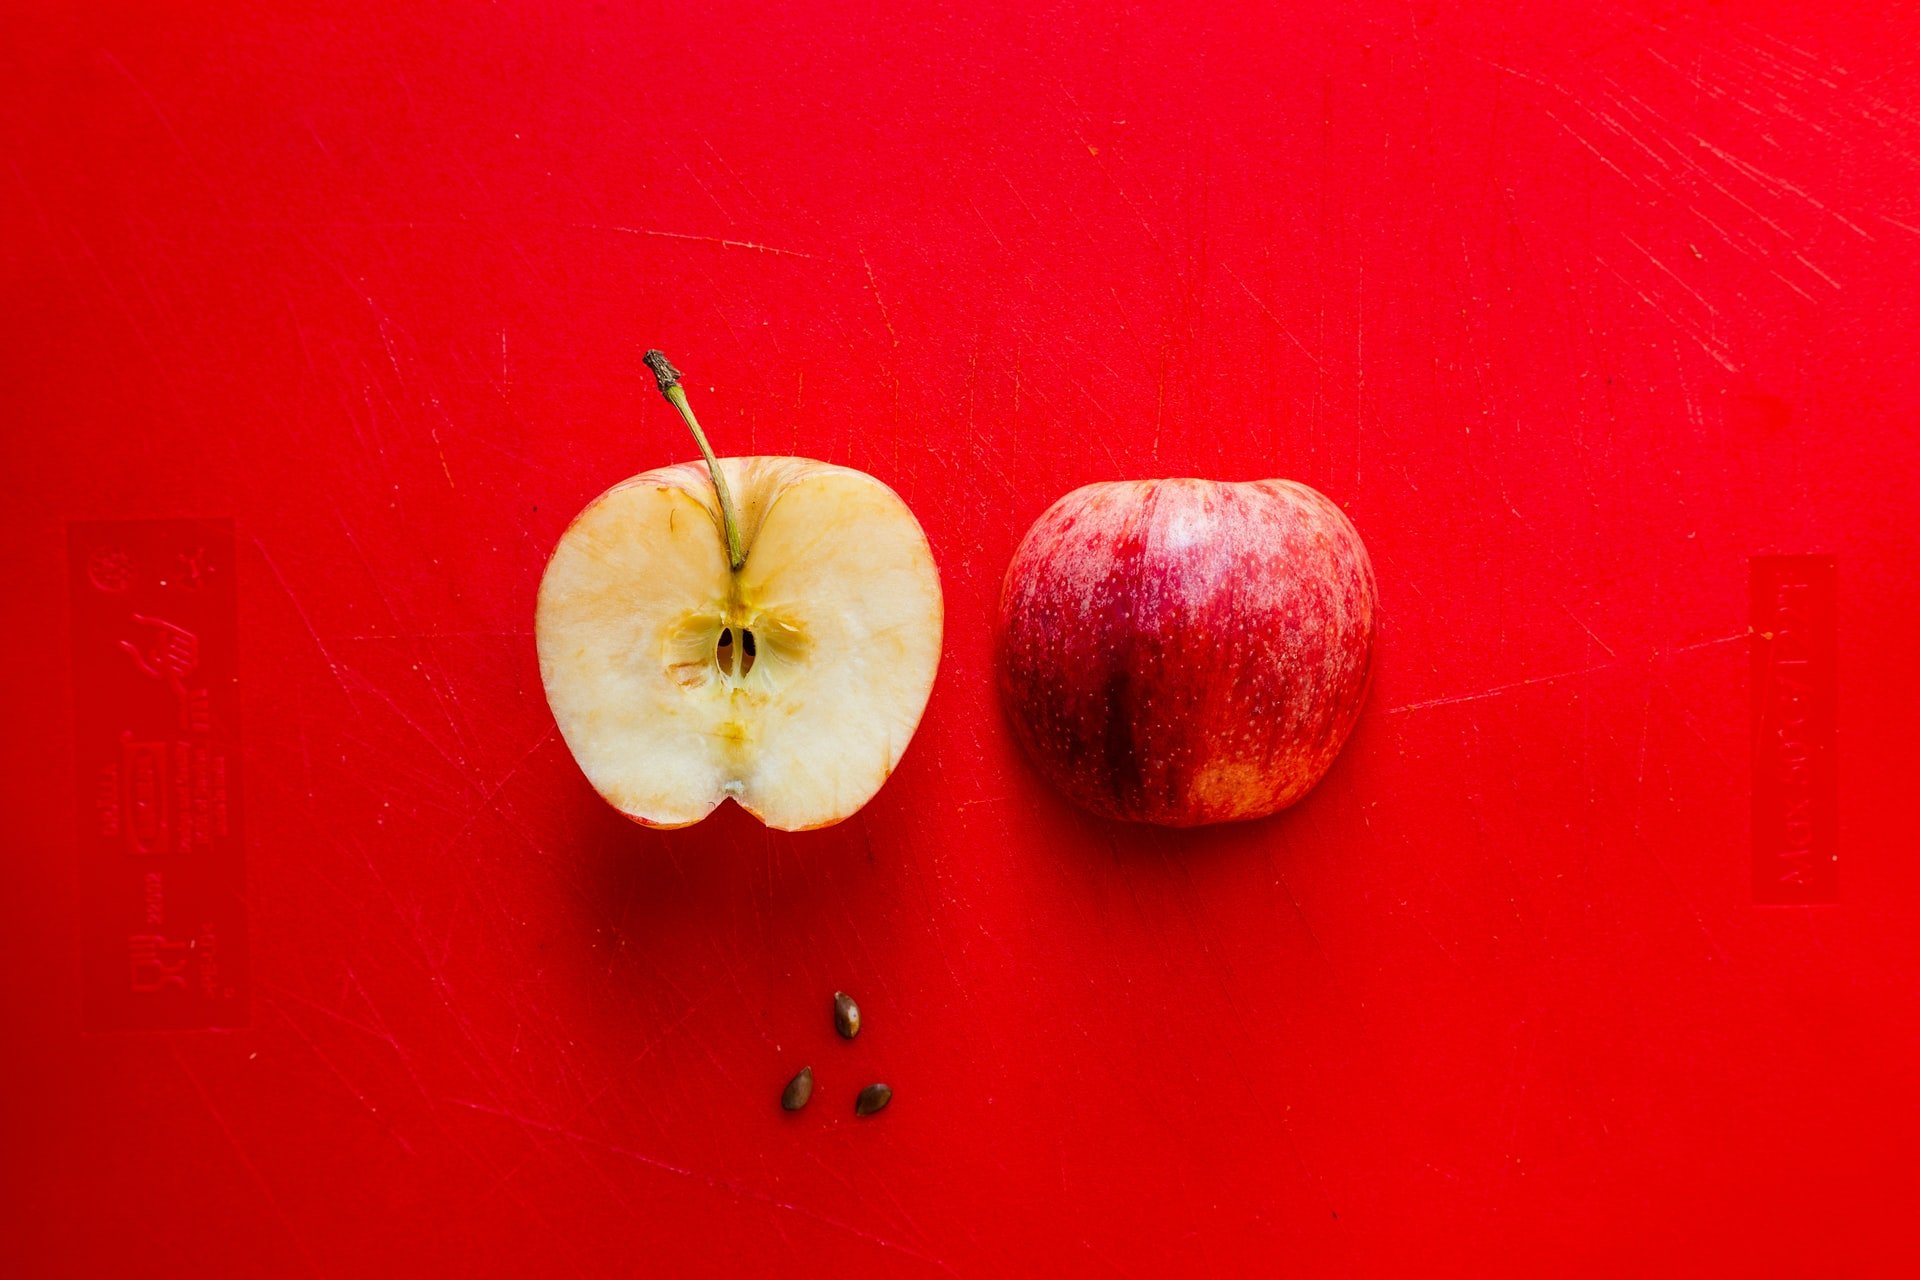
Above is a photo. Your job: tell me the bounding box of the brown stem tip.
[642,348,682,396]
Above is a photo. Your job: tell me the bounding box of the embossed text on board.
[68,520,247,1030]
[1750,556,1838,905]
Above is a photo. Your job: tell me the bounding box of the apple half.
[536,354,943,831]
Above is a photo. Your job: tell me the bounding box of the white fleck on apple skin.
[996,478,1377,826]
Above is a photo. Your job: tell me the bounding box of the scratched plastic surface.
[4,2,1919,1275]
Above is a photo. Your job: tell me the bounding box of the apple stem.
[644,349,746,572]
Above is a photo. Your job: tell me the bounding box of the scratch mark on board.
[1622,235,1723,317]
[1223,264,1324,370]
[591,224,817,259]
[265,995,417,1156]
[1387,630,1747,715]
[449,1100,959,1275]
[1789,251,1841,289]
[1559,602,1618,658]
[1593,255,1739,373]
[253,538,359,707]
[861,252,899,348]
[170,1043,325,1277]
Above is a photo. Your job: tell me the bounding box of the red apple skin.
[997,478,1377,826]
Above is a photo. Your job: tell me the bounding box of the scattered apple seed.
[781,1066,814,1111]
[833,991,861,1039]
[855,1083,892,1116]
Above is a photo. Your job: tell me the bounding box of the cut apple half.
[536,355,943,831]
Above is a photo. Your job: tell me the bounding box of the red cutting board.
[5,2,1918,1274]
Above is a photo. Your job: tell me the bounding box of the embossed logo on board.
[1750,556,1838,904]
[69,520,247,1030]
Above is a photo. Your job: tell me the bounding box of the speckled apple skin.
[997,478,1377,826]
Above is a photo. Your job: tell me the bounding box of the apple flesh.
[997,478,1376,826]
[537,355,942,832]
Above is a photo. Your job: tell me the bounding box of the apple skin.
[996,478,1376,826]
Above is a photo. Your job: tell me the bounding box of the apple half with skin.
[535,352,943,831]
[997,478,1376,826]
